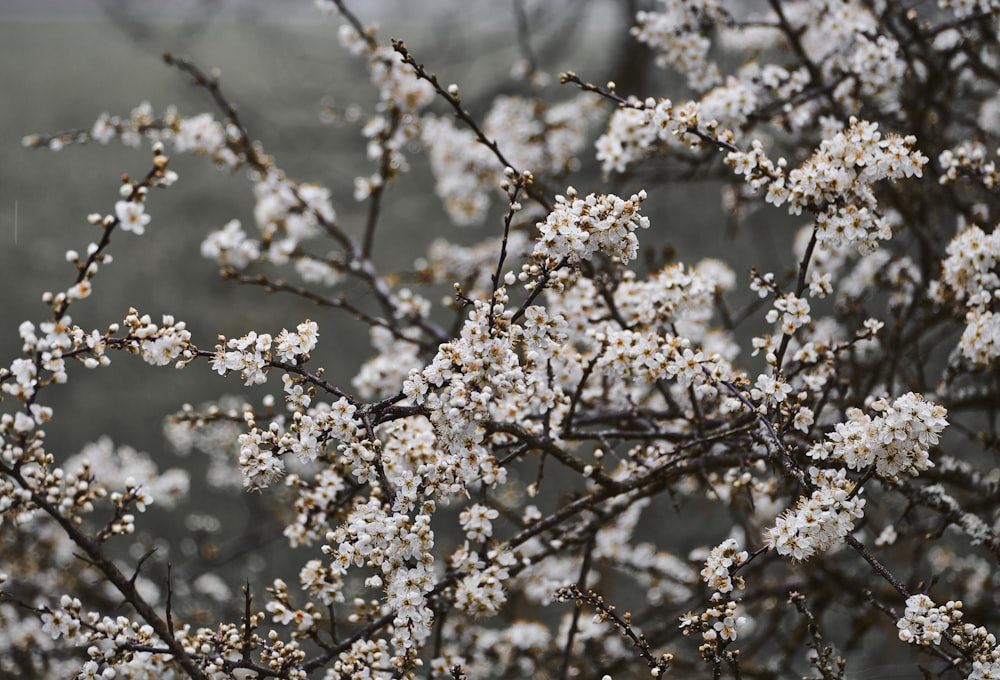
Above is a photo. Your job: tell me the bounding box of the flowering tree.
[5,0,1000,677]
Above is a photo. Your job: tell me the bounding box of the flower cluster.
[69,436,190,510]
[631,0,724,90]
[935,223,1000,364]
[897,594,961,646]
[940,225,1000,304]
[211,320,318,386]
[728,118,928,253]
[401,300,517,490]
[700,538,748,594]
[938,141,999,189]
[266,579,321,634]
[323,499,437,653]
[167,111,240,167]
[252,172,339,275]
[766,293,811,335]
[938,0,1000,18]
[764,467,866,561]
[531,187,649,266]
[679,596,749,645]
[793,2,906,115]
[452,546,517,617]
[38,100,243,170]
[422,94,602,225]
[459,502,499,543]
[352,326,424,400]
[121,309,193,368]
[334,18,434,202]
[594,97,701,174]
[200,219,261,270]
[807,392,948,481]
[897,594,1000,679]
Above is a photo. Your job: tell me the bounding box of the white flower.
[173,112,225,155]
[201,219,260,269]
[750,373,793,406]
[970,660,1000,680]
[459,503,500,542]
[114,200,150,235]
